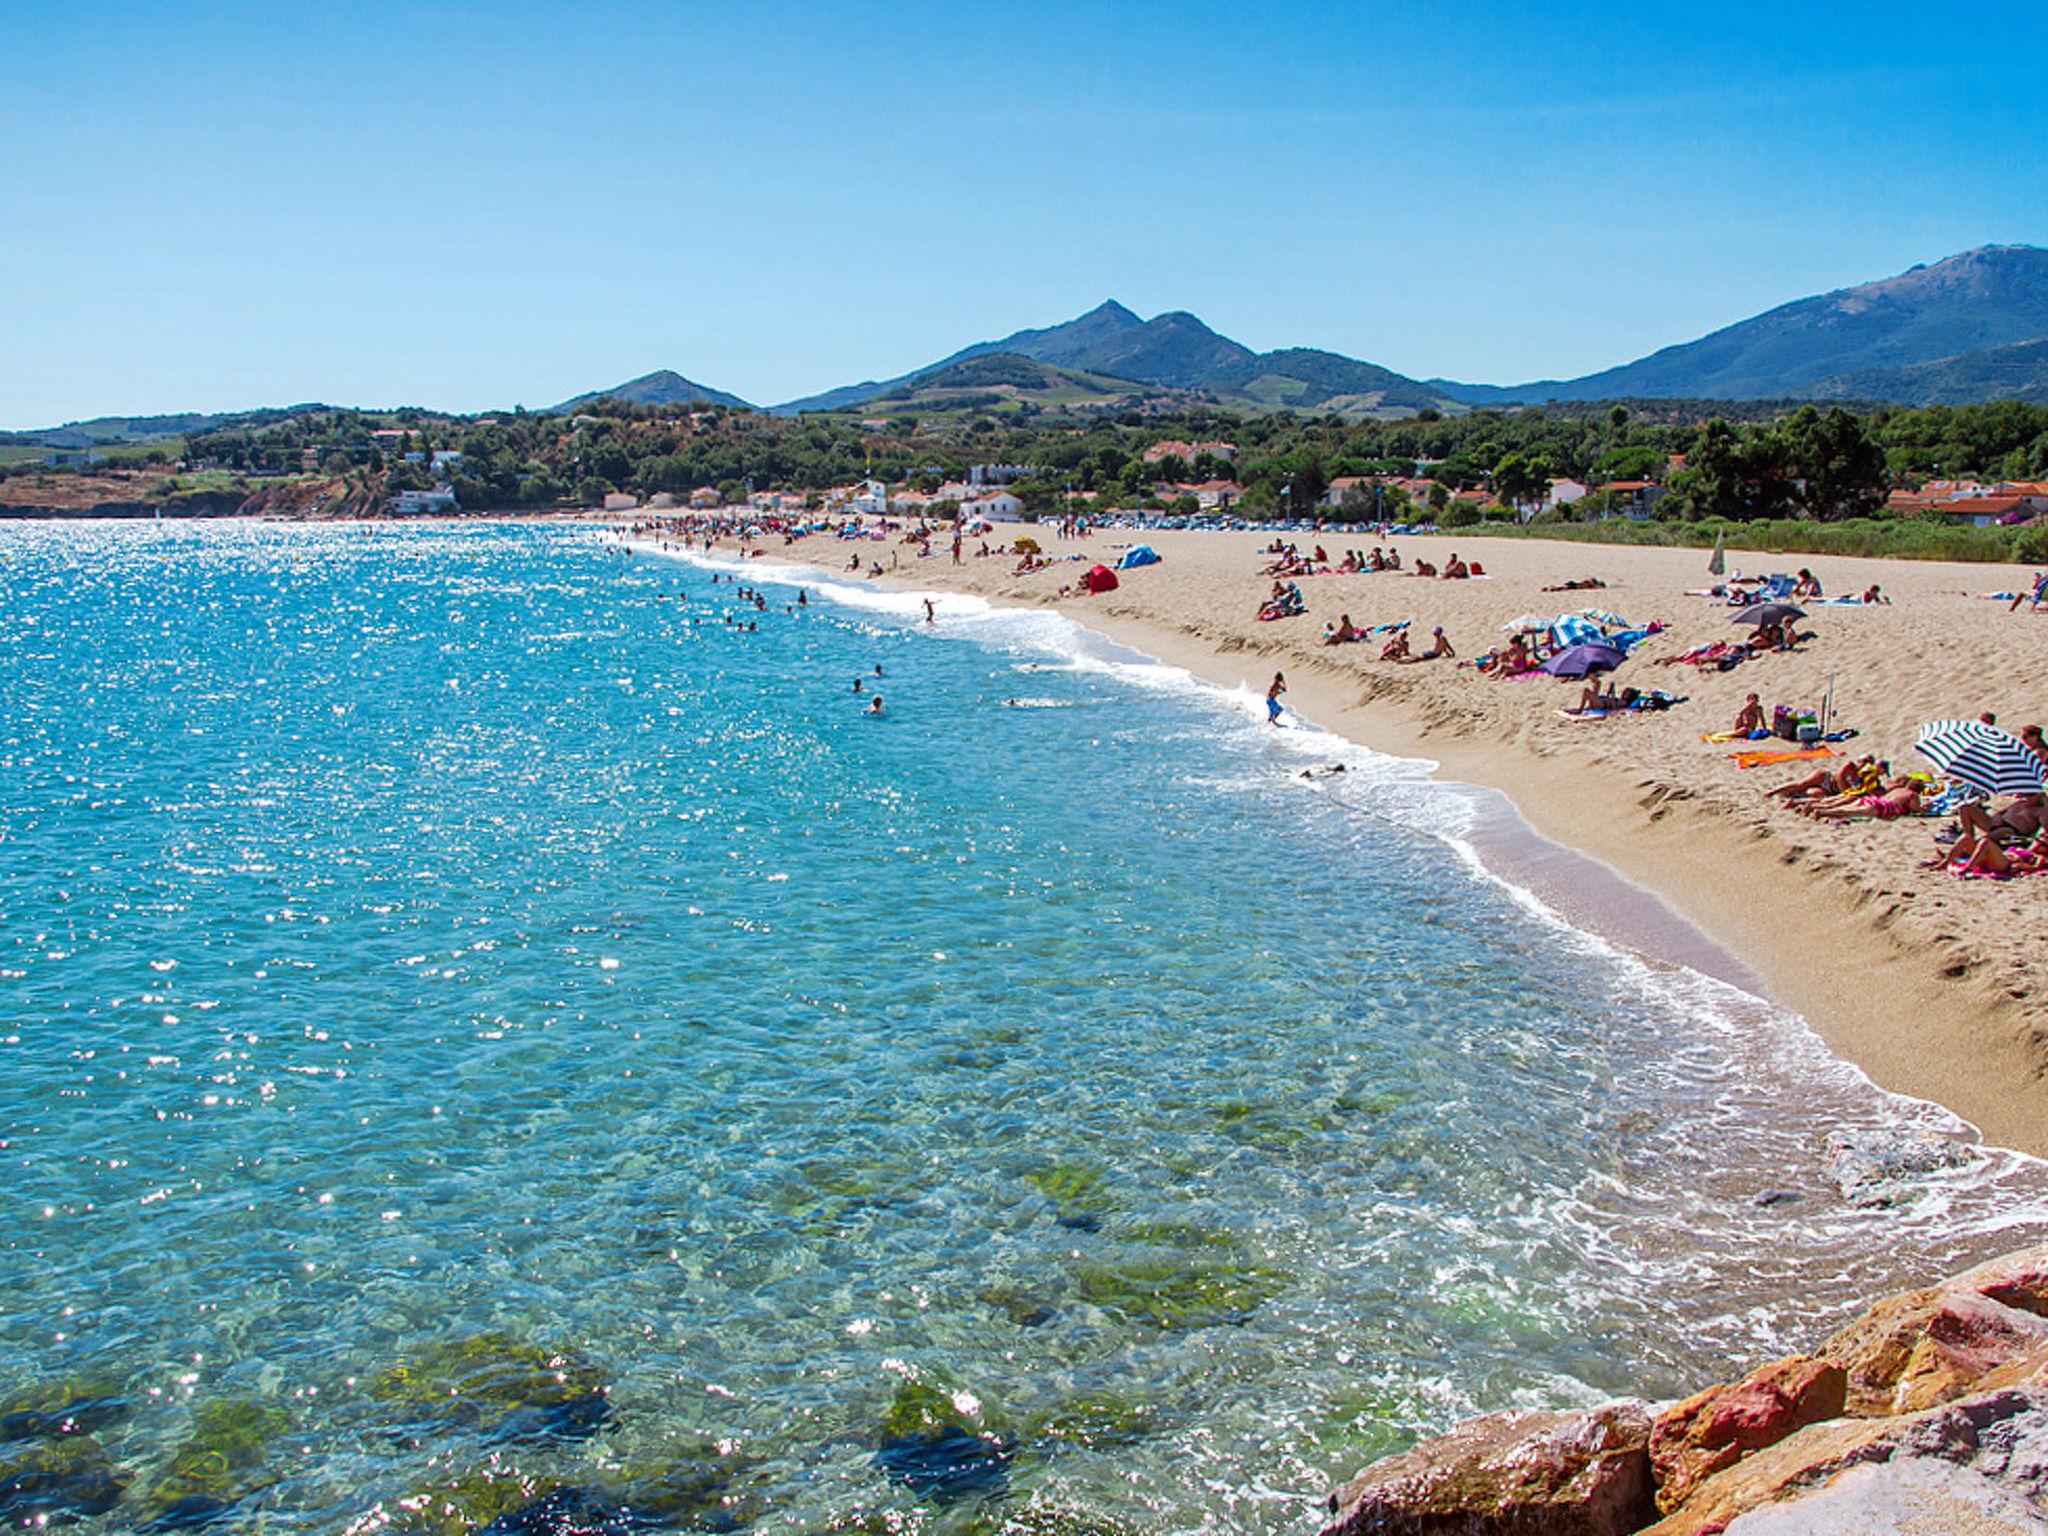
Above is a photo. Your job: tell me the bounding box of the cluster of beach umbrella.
[1502,609,1637,679]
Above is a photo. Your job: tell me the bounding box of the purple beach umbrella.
[1538,642,1625,679]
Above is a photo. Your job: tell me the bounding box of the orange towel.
[1727,746,1835,770]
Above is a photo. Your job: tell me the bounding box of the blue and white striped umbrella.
[1915,719,2048,797]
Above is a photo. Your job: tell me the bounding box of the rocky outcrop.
[1648,1357,1846,1514]
[1818,1286,2048,1416]
[1319,1243,2048,1535]
[1321,1401,1656,1536]
[1645,1385,2048,1535]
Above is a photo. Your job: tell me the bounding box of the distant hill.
[554,369,752,413]
[1436,245,2048,405]
[1804,335,2048,407]
[0,407,323,449]
[777,301,1459,418]
[851,351,1204,416]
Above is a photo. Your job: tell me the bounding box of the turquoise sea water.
[3,520,2044,1535]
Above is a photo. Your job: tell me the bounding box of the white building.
[852,479,890,515]
[1543,478,1590,512]
[961,491,1025,520]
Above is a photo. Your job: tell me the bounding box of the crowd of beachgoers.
[625,506,2048,895]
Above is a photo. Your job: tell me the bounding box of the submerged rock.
[488,1389,615,1445]
[872,1427,1011,1503]
[0,1437,127,1525]
[139,1493,238,1532]
[149,1398,289,1508]
[0,1381,131,1443]
[1650,1356,1847,1513]
[873,1375,1013,1504]
[1023,1391,1159,1450]
[479,1486,658,1535]
[1074,1257,1287,1330]
[1322,1400,1657,1536]
[372,1327,606,1425]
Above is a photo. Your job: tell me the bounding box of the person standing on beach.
[1266,672,1287,726]
[924,600,936,624]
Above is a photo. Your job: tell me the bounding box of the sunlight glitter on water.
[0,519,2043,1536]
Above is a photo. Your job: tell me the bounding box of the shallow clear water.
[2,520,2043,1535]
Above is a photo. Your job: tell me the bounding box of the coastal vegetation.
[6,394,2046,560]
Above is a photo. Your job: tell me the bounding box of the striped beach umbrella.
[1915,719,2048,797]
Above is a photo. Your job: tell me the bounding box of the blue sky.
[4,0,2044,426]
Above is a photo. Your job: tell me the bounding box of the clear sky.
[4,0,2044,427]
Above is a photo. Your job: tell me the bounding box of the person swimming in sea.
[853,677,863,693]
[868,694,884,715]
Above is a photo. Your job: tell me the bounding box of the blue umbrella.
[1538,642,1624,678]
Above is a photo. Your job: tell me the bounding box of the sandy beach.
[701,522,2048,1157]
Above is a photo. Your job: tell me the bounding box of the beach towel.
[1727,746,1835,770]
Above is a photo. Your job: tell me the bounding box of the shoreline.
[656,521,2048,1160]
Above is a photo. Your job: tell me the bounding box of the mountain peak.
[554,369,751,413]
[1082,299,1141,326]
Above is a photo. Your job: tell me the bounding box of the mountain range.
[10,246,2047,446]
[565,245,2048,419]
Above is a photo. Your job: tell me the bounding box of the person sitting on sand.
[2012,573,2048,612]
[1368,547,1387,571]
[1322,613,1359,645]
[1384,547,1402,570]
[1422,625,1455,659]
[1733,693,1766,736]
[1379,628,1411,662]
[1791,568,1823,600]
[1441,554,1469,580]
[1490,635,1535,677]
[1951,792,2046,848]
[1805,775,1923,821]
[1413,559,1438,578]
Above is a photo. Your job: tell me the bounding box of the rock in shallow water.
[872,1426,1012,1503]
[478,1487,660,1535]
[139,1494,238,1532]
[1322,1400,1656,1536]
[1821,1129,1973,1207]
[0,1439,127,1525]
[489,1390,615,1445]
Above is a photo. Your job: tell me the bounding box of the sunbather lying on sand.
[1803,776,1923,821]
[1770,756,1877,802]
[1544,577,1607,591]
[1949,828,2048,878]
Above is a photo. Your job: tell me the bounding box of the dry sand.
[708,522,2048,1157]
